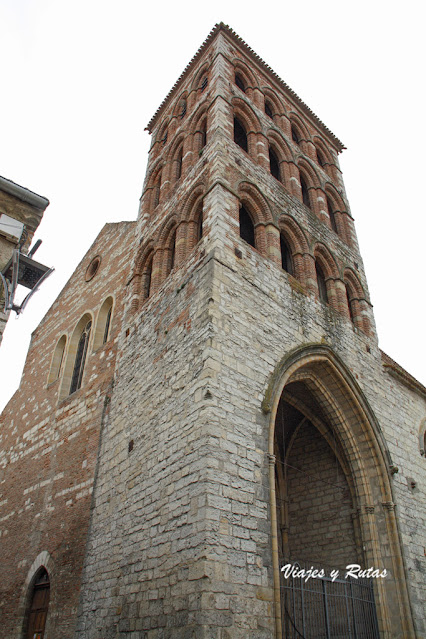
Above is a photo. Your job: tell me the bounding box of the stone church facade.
[0,24,425,639]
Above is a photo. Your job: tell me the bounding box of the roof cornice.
[0,175,49,210]
[145,23,345,152]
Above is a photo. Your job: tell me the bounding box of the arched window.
[317,149,325,167]
[316,263,328,304]
[300,175,311,209]
[166,230,176,276]
[153,171,162,208]
[265,101,273,119]
[327,197,338,233]
[93,297,114,350]
[200,118,207,149]
[269,147,280,181]
[200,76,208,92]
[48,335,67,384]
[239,205,255,248]
[25,568,50,639]
[142,256,153,300]
[70,319,92,394]
[280,234,293,275]
[234,117,248,152]
[235,74,246,92]
[176,146,183,180]
[291,126,300,145]
[345,284,355,323]
[179,99,187,118]
[196,202,203,243]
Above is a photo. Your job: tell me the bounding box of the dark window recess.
[70,320,92,394]
[25,569,50,639]
[162,131,168,145]
[176,148,183,180]
[317,149,325,166]
[169,233,176,273]
[239,206,255,248]
[265,101,273,118]
[103,306,112,344]
[300,176,311,209]
[346,285,355,323]
[280,235,293,275]
[235,74,246,92]
[327,197,338,233]
[269,148,280,181]
[143,260,152,300]
[316,264,328,303]
[153,174,161,208]
[201,77,208,91]
[234,118,248,152]
[197,206,203,242]
[200,120,207,149]
[128,439,134,453]
[180,101,187,118]
[291,126,300,144]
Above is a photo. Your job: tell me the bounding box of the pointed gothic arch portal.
[263,345,415,639]
[24,568,50,639]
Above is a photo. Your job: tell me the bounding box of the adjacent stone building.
[0,24,425,639]
[0,176,49,344]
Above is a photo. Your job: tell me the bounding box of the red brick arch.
[313,242,341,310]
[232,96,262,160]
[344,267,371,334]
[278,215,310,285]
[325,183,352,245]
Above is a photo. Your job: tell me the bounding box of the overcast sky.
[1,0,425,410]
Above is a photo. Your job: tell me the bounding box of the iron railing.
[280,559,380,639]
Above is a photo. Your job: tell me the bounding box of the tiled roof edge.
[145,23,345,152]
[381,350,426,399]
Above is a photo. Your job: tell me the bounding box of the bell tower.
[74,24,421,639]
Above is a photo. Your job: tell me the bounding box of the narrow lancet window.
[70,320,91,394]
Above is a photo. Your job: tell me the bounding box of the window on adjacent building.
[239,206,255,248]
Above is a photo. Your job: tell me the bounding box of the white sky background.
[0,0,425,410]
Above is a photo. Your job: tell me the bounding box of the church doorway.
[264,346,415,638]
[24,568,50,639]
[274,385,379,638]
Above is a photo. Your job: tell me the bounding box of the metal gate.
[280,560,380,639]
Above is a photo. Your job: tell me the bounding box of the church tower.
[1,24,424,639]
[73,24,422,639]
